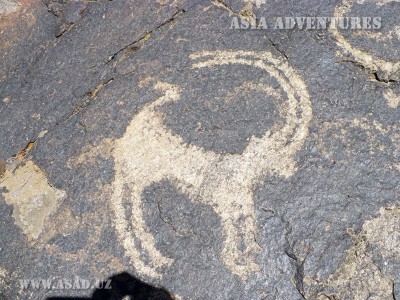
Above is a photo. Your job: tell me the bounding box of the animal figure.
[111,51,312,280]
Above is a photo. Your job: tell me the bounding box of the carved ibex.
[111,51,312,280]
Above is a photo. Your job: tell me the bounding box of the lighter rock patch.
[0,160,66,240]
[0,0,18,15]
[305,206,400,299]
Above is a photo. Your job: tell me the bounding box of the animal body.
[111,51,312,280]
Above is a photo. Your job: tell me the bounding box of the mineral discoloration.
[0,0,37,29]
[0,160,5,177]
[0,160,66,240]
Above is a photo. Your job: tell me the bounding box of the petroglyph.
[332,0,400,82]
[305,206,400,299]
[0,160,66,240]
[110,51,312,280]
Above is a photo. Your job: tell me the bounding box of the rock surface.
[0,0,399,299]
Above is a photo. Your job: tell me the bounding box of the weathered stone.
[0,0,399,299]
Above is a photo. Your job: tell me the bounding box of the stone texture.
[0,0,399,299]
